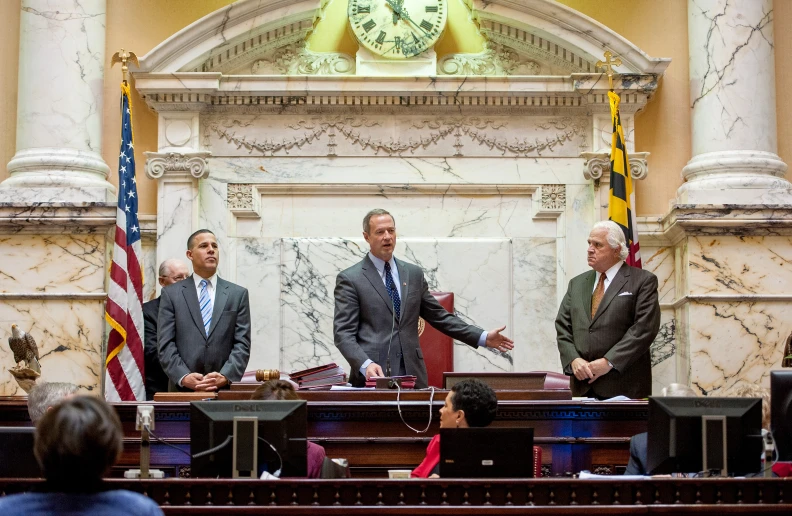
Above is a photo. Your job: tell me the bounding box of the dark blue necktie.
[384,262,401,320]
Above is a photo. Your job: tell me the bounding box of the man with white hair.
[555,220,660,399]
[142,259,189,400]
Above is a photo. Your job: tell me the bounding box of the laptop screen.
[439,427,534,479]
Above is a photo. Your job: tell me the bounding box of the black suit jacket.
[334,255,483,389]
[142,297,170,400]
[555,263,660,399]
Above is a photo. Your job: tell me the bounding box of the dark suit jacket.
[157,275,251,391]
[555,263,660,399]
[334,255,483,389]
[142,297,170,400]
[625,431,648,475]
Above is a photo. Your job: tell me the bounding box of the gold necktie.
[591,273,606,317]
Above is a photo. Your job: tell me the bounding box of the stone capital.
[144,151,211,180]
[581,151,649,184]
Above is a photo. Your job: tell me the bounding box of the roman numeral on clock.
[362,19,376,32]
[420,19,433,32]
[425,5,438,12]
[357,6,370,13]
[376,31,386,44]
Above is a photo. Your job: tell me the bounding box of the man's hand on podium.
[484,326,514,353]
[365,362,384,380]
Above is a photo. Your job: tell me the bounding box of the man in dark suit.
[334,209,514,389]
[142,259,189,400]
[556,220,660,399]
[158,229,251,392]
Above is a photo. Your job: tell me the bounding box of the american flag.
[105,83,145,401]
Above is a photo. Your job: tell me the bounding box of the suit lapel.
[207,278,229,338]
[182,276,207,339]
[591,264,630,324]
[361,255,395,318]
[396,258,409,322]
[582,270,596,323]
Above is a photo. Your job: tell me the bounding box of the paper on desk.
[329,385,374,390]
[579,471,647,480]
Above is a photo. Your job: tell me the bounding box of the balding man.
[142,259,189,400]
[555,220,660,399]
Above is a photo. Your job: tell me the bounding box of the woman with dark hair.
[411,378,497,478]
[250,380,327,478]
[0,395,163,515]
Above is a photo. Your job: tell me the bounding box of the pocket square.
[618,292,633,296]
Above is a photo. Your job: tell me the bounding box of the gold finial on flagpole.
[111,49,139,85]
[596,51,622,91]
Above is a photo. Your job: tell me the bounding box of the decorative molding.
[251,184,540,196]
[0,293,107,300]
[438,42,540,76]
[251,41,355,76]
[580,151,649,184]
[144,151,211,180]
[0,204,116,234]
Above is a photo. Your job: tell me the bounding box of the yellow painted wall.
[0,0,788,218]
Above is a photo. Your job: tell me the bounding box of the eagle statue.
[8,324,41,373]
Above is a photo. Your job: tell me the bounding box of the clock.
[349,0,447,59]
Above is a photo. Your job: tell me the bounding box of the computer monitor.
[0,427,41,478]
[190,400,307,478]
[647,396,763,476]
[439,427,534,478]
[771,371,792,461]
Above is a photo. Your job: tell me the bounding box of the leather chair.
[418,292,455,389]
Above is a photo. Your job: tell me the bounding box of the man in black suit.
[556,220,661,399]
[142,259,189,400]
[334,209,514,389]
[158,229,251,392]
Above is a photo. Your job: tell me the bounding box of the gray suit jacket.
[157,276,251,390]
[555,264,660,399]
[334,255,484,389]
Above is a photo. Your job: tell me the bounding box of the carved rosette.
[144,151,211,180]
[227,183,260,218]
[541,185,566,210]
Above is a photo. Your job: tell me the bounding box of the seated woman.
[411,378,497,478]
[250,380,326,478]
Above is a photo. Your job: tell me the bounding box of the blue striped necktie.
[199,279,212,336]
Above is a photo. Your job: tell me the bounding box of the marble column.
[0,0,114,202]
[677,0,791,204]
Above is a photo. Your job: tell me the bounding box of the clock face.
[349,0,447,59]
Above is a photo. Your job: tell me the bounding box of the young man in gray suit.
[157,229,251,392]
[556,220,661,399]
[334,209,514,389]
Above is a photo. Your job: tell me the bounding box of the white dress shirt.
[593,261,624,294]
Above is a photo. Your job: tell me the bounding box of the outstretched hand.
[485,326,514,353]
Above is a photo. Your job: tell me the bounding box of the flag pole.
[596,51,622,92]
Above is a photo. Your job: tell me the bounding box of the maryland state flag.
[607,90,641,268]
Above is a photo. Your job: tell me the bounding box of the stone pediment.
[133,0,669,113]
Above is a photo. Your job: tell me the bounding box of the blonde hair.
[734,384,770,430]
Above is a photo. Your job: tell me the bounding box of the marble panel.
[142,241,157,303]
[157,179,198,284]
[687,236,792,296]
[0,299,105,396]
[560,184,596,286]
[512,238,559,373]
[278,238,513,376]
[199,177,232,279]
[208,156,589,187]
[687,301,789,395]
[651,309,677,395]
[203,115,589,158]
[0,235,105,294]
[641,244,675,304]
[237,238,282,371]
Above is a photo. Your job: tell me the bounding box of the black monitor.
[647,396,763,476]
[0,427,41,478]
[190,400,307,478]
[771,371,792,461]
[439,427,534,478]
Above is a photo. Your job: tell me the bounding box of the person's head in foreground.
[35,395,123,491]
[250,379,301,401]
[27,381,79,424]
[440,379,498,429]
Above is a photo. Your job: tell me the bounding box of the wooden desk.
[1,478,789,514]
[0,395,646,477]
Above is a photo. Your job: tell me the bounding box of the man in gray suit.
[158,229,251,392]
[334,209,514,389]
[556,220,660,399]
